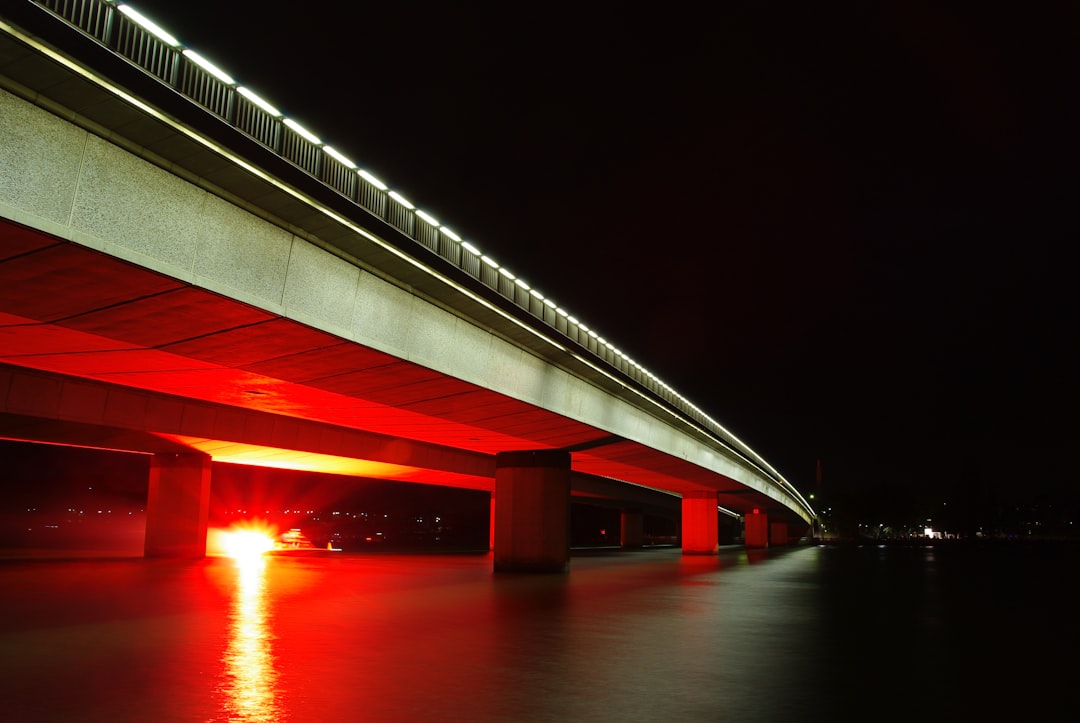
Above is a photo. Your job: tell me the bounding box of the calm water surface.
[1,543,1075,722]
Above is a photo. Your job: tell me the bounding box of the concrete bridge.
[0,0,816,571]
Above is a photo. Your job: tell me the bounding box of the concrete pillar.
[770,521,789,546]
[681,490,718,555]
[620,510,644,548]
[144,452,212,558]
[493,449,571,573]
[744,508,769,548]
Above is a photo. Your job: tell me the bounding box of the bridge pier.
[492,450,571,573]
[681,491,719,554]
[744,508,769,548]
[770,521,790,546]
[620,510,644,548]
[144,452,212,558]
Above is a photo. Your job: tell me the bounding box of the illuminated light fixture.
[597,336,607,345]
[237,86,280,116]
[440,227,461,242]
[388,190,414,208]
[323,146,356,168]
[556,307,568,316]
[117,5,180,46]
[182,49,234,84]
[576,321,587,331]
[480,255,499,268]
[568,316,580,325]
[588,330,599,338]
[357,169,387,190]
[543,298,556,307]
[283,118,320,144]
[461,241,481,255]
[498,267,515,279]
[416,210,439,226]
[530,289,544,300]
[514,278,530,290]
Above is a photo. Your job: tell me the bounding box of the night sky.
[8,2,1080,528]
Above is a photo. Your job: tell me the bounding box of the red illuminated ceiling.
[0,217,753,499]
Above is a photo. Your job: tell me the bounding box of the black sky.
[113,1,1078,518]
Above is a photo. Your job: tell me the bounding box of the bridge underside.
[1,218,785,521]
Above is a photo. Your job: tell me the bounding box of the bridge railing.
[27,0,807,503]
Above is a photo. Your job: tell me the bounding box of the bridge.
[0,0,816,571]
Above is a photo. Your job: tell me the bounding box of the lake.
[1,542,1075,721]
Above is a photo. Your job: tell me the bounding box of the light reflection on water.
[0,544,1076,721]
[218,555,280,723]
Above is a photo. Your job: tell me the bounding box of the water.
[1,543,1075,722]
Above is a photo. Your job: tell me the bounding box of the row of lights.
[111,2,788,492]
[112,3,696,402]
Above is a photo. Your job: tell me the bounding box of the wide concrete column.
[620,510,644,548]
[681,490,718,555]
[144,452,212,558]
[744,508,769,548]
[770,521,790,546]
[493,450,571,573]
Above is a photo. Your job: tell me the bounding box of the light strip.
[116,4,179,46]
[323,146,356,168]
[415,210,439,226]
[237,86,280,116]
[182,50,234,84]
[388,191,413,209]
[282,117,320,144]
[357,169,387,190]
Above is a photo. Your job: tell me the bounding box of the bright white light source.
[498,267,515,279]
[118,5,180,46]
[440,227,461,242]
[237,87,280,116]
[514,278,530,290]
[461,241,481,255]
[481,255,499,268]
[388,190,414,208]
[357,169,387,190]
[416,210,439,226]
[324,146,356,168]
[283,118,320,144]
[182,50,234,84]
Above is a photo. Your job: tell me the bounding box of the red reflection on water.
[219,553,283,722]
